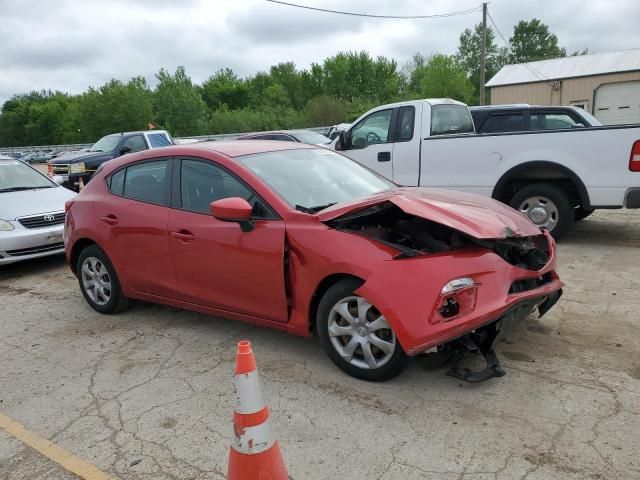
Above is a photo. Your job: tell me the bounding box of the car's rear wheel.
[77,245,129,314]
[316,279,408,381]
[509,183,574,240]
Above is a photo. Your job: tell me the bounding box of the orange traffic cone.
[227,341,289,480]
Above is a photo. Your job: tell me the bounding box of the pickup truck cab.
[332,99,640,238]
[49,130,173,191]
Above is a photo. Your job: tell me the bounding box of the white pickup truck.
[331,99,640,238]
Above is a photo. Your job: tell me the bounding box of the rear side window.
[430,105,474,136]
[531,113,580,130]
[108,160,169,205]
[396,106,415,141]
[481,113,525,133]
[148,133,172,148]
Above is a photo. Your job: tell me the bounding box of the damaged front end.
[325,200,562,383]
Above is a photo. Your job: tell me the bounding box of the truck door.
[340,108,395,179]
[392,104,422,186]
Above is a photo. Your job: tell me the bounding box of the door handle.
[171,230,195,242]
[100,215,118,226]
[378,151,391,162]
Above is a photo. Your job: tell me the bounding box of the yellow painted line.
[0,412,118,480]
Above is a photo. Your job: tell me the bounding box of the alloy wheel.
[328,296,396,369]
[81,256,112,306]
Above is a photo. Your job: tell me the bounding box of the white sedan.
[0,158,76,264]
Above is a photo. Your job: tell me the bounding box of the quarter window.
[147,133,172,148]
[481,113,525,133]
[109,169,125,195]
[350,109,392,148]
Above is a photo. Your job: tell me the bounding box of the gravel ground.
[0,209,639,480]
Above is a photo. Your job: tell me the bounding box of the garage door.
[594,81,640,125]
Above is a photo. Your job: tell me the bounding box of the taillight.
[630,140,640,172]
[64,199,75,213]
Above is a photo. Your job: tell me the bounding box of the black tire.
[509,183,574,240]
[575,207,594,221]
[76,244,129,314]
[316,278,408,381]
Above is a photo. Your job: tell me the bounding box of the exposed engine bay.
[325,202,550,270]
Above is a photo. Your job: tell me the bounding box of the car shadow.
[561,214,640,248]
[0,254,68,280]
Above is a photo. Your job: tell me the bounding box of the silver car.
[0,158,76,265]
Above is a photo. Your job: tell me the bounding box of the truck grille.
[7,242,64,257]
[18,212,66,229]
[51,164,70,175]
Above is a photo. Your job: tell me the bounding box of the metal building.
[486,49,640,124]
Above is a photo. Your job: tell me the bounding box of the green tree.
[201,69,250,110]
[412,54,474,103]
[303,95,349,127]
[455,24,509,103]
[509,19,566,63]
[154,66,208,136]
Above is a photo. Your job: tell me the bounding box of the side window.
[395,106,415,141]
[122,135,147,153]
[531,113,580,130]
[108,169,125,195]
[272,134,295,142]
[350,109,392,149]
[147,133,171,148]
[180,159,272,217]
[481,113,525,133]
[431,105,475,136]
[122,160,169,205]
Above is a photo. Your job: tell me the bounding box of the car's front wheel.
[316,279,408,381]
[77,244,129,314]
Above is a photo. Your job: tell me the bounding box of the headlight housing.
[430,277,478,324]
[0,219,15,231]
[69,162,86,174]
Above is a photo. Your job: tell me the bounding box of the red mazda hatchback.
[64,141,563,381]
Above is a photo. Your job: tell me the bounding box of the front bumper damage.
[445,290,562,383]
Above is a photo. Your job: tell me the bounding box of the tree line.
[0,19,578,147]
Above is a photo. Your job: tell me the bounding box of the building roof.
[486,48,640,87]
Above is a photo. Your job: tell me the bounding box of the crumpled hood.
[317,187,542,239]
[0,186,76,220]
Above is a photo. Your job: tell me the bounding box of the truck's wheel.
[509,183,574,240]
[575,207,594,221]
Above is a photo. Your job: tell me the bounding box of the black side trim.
[625,188,640,208]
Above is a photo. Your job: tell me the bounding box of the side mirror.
[210,197,254,232]
[119,145,132,156]
[571,122,585,128]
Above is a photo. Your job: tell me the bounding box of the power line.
[487,9,555,85]
[264,0,483,20]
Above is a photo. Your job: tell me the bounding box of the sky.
[1,0,639,104]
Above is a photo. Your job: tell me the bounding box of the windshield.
[239,148,394,211]
[0,159,55,191]
[90,135,121,152]
[291,131,331,144]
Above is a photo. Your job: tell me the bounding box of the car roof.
[104,130,170,137]
[168,140,319,158]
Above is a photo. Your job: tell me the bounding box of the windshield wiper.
[0,186,53,193]
[295,203,337,214]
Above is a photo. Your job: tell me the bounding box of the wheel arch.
[69,237,100,275]
[492,161,591,209]
[308,273,365,333]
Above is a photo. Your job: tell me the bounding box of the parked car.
[64,141,563,381]
[470,104,602,134]
[48,130,173,191]
[331,99,640,239]
[3,152,25,161]
[237,129,330,145]
[0,158,76,265]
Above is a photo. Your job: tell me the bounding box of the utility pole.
[479,2,487,105]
